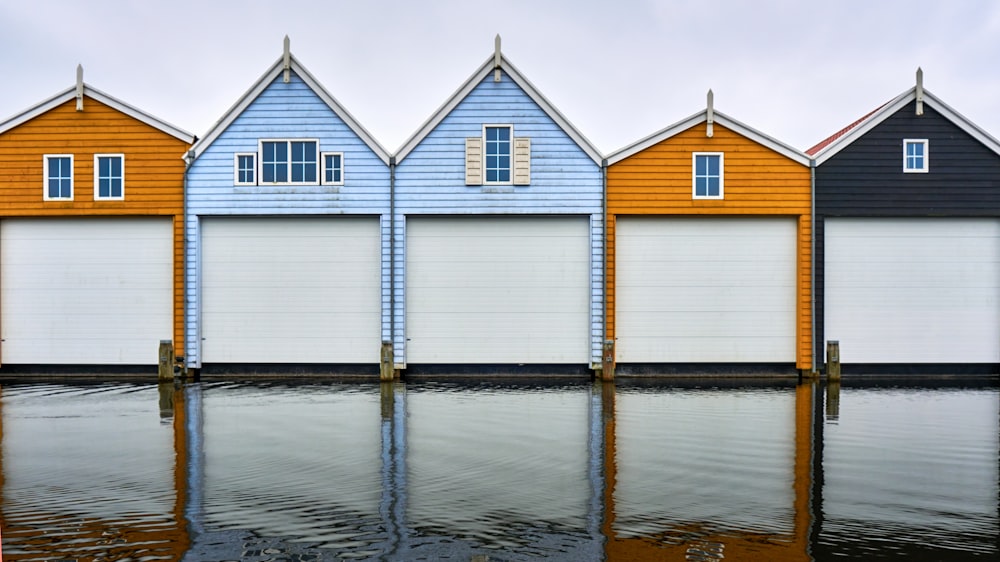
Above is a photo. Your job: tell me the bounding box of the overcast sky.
[2,1,998,155]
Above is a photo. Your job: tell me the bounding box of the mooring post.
[826,340,841,381]
[380,341,395,381]
[158,340,174,382]
[601,339,615,381]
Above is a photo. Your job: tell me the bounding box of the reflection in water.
[0,378,996,560]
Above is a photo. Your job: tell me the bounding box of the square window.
[322,152,343,185]
[903,139,928,173]
[260,140,318,184]
[693,153,723,199]
[44,155,73,200]
[485,125,512,184]
[235,153,256,185]
[94,154,124,200]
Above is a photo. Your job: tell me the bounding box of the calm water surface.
[0,378,996,561]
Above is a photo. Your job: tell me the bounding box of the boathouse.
[183,39,391,370]
[0,69,194,367]
[606,94,813,373]
[392,38,604,370]
[810,71,1000,369]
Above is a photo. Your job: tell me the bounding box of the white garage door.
[406,216,590,364]
[201,217,380,364]
[825,218,1000,363]
[616,217,797,363]
[1,218,173,365]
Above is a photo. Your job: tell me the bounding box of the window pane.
[498,169,510,182]
[486,170,498,182]
[707,177,719,197]
[707,156,719,175]
[99,179,110,198]
[695,177,707,197]
[111,178,122,198]
[695,155,707,175]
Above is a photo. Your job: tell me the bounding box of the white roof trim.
[0,84,195,143]
[811,87,1000,165]
[188,54,390,166]
[394,53,602,165]
[607,109,809,166]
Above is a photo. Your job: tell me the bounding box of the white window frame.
[321,151,344,186]
[43,154,74,201]
[234,153,257,186]
[483,124,513,185]
[692,152,724,200]
[93,153,125,201]
[903,139,929,173]
[258,139,319,185]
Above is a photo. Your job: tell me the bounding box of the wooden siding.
[814,101,1000,363]
[0,97,189,362]
[392,71,604,367]
[184,71,391,367]
[607,122,812,369]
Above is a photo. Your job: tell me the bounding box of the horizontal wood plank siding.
[185,72,391,367]
[607,122,812,369]
[0,97,189,362]
[814,101,1000,363]
[393,71,603,366]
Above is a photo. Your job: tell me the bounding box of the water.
[0,378,996,561]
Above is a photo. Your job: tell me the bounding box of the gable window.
[693,152,723,199]
[44,154,73,200]
[903,139,928,173]
[94,154,124,200]
[260,139,318,184]
[322,152,343,185]
[485,125,512,183]
[235,153,256,185]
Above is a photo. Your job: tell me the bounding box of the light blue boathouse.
[392,37,604,371]
[184,39,391,370]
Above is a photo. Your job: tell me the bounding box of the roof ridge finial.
[76,64,84,111]
[915,67,924,116]
[706,89,714,138]
[494,34,502,82]
[283,35,291,83]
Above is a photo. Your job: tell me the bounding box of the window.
[94,154,124,200]
[44,155,73,200]
[485,125,512,183]
[322,152,343,185]
[260,139,318,184]
[904,139,928,173]
[693,152,723,199]
[235,153,256,185]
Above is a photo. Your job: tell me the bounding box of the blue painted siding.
[185,71,391,367]
[393,71,603,367]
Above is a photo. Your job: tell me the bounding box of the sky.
[1,1,998,155]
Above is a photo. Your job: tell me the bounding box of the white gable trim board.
[615,217,798,363]
[1,218,173,365]
[824,218,1000,364]
[198,217,381,364]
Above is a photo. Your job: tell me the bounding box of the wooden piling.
[380,341,395,381]
[826,340,841,381]
[158,340,174,382]
[601,339,615,381]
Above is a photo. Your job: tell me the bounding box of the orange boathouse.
[0,68,194,368]
[605,93,812,375]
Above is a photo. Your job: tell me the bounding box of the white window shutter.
[465,137,483,185]
[513,137,530,185]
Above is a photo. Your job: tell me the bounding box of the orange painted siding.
[607,122,813,369]
[0,97,190,361]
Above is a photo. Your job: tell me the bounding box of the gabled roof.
[606,107,810,167]
[0,83,195,143]
[807,86,1000,165]
[394,51,603,166]
[188,53,390,166]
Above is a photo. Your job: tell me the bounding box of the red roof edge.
[806,102,887,156]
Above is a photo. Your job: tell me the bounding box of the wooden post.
[158,340,174,382]
[826,340,841,381]
[601,339,615,381]
[380,341,395,381]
